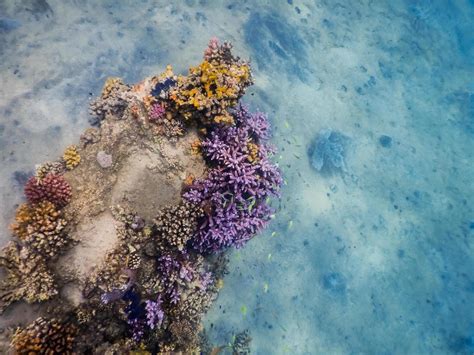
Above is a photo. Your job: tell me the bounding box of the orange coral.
[11,317,77,354]
[10,201,68,258]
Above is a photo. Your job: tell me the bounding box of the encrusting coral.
[11,317,78,354]
[24,174,72,207]
[63,145,81,170]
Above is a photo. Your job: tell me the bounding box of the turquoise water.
[1,0,473,353]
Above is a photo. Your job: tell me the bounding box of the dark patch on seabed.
[244,12,311,83]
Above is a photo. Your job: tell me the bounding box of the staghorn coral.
[11,317,77,354]
[89,77,132,123]
[24,173,72,207]
[153,202,204,252]
[63,145,81,170]
[170,38,252,125]
[0,242,58,311]
[145,295,164,330]
[183,104,282,251]
[10,201,68,258]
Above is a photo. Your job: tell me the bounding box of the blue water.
[0,0,473,353]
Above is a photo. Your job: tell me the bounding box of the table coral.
[11,317,77,354]
[24,173,72,207]
[63,145,81,170]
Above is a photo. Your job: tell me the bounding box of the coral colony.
[0,39,281,353]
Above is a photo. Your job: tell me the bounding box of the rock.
[97,151,113,168]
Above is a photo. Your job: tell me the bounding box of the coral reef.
[11,317,77,354]
[0,40,281,353]
[24,173,72,207]
[63,145,81,170]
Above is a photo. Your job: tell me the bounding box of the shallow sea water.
[1,0,473,353]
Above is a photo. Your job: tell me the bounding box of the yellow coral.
[190,139,202,155]
[247,141,259,163]
[170,55,252,125]
[102,77,124,98]
[63,145,81,170]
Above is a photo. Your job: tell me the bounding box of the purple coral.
[183,105,282,252]
[157,254,195,303]
[149,103,166,121]
[145,296,164,330]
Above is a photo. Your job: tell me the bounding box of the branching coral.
[153,202,204,252]
[183,104,282,251]
[11,317,77,354]
[63,145,81,170]
[148,103,166,121]
[89,77,132,123]
[10,201,68,257]
[0,242,58,311]
[170,38,252,125]
[24,173,72,207]
[34,161,64,182]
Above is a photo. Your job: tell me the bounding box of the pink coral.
[149,103,166,122]
[24,174,72,207]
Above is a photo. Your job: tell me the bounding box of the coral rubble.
[0,38,282,353]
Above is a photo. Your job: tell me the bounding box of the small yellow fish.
[288,220,293,229]
[240,305,247,316]
[263,282,269,293]
[267,253,272,260]
[271,231,277,237]
[284,121,290,129]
